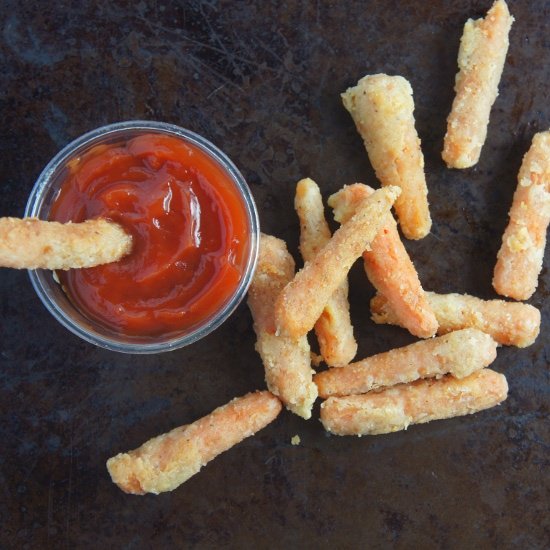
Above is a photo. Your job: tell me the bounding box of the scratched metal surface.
[0,1,549,548]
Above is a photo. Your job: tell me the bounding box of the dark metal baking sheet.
[1,1,548,547]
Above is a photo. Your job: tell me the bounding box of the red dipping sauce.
[49,133,250,337]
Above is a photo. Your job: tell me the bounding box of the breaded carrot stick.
[320,369,507,436]
[295,178,357,366]
[370,291,540,348]
[341,74,431,239]
[442,0,514,168]
[493,131,550,300]
[328,184,437,338]
[0,217,132,269]
[107,391,282,495]
[295,179,332,262]
[247,234,318,419]
[314,328,497,398]
[275,186,400,340]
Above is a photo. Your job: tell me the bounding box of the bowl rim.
[25,120,260,354]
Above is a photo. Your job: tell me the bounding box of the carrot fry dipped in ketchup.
[275,186,400,340]
[442,0,514,168]
[328,184,437,339]
[320,369,508,436]
[107,391,282,495]
[370,291,540,348]
[247,234,318,419]
[44,132,252,337]
[0,217,131,269]
[341,74,431,239]
[314,329,497,398]
[295,178,357,367]
[493,131,550,300]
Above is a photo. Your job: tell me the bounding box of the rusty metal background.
[0,1,548,547]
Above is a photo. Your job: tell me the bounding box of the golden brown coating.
[370,291,540,348]
[442,0,514,168]
[247,233,318,419]
[0,217,132,269]
[107,391,282,495]
[493,131,550,300]
[295,178,357,367]
[320,369,508,436]
[314,328,497,398]
[328,183,437,338]
[275,186,400,340]
[341,74,431,239]
[295,179,332,261]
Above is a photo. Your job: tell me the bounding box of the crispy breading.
[0,217,131,269]
[341,74,431,239]
[107,391,282,495]
[314,328,497,398]
[370,291,540,348]
[493,131,550,300]
[295,178,357,367]
[248,234,318,419]
[275,186,400,340]
[328,183,437,338]
[320,369,508,436]
[442,0,514,168]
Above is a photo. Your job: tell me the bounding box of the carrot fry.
[107,391,282,495]
[295,178,357,366]
[0,217,132,269]
[328,183,437,338]
[247,234,318,419]
[320,369,507,436]
[493,131,550,300]
[314,328,497,398]
[275,186,400,339]
[442,0,514,168]
[370,291,540,348]
[341,74,431,239]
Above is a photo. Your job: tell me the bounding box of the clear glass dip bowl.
[25,121,259,354]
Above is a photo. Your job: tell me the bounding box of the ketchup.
[49,133,250,337]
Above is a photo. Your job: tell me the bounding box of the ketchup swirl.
[50,133,249,337]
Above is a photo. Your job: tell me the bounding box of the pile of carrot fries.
[104,0,548,495]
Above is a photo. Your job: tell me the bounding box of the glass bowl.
[25,121,259,354]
